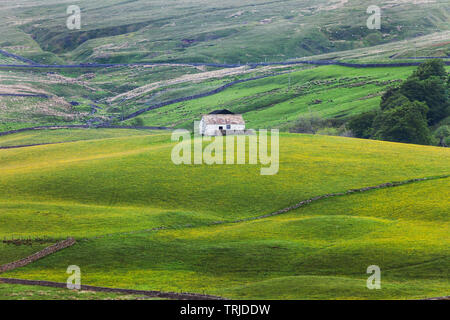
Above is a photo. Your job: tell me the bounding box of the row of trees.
[348,59,449,146]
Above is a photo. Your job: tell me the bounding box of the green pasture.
[131,65,420,129]
[0,130,449,239]
[0,283,161,300]
[0,0,449,300]
[0,128,162,147]
[3,172,448,299]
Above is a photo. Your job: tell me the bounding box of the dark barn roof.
[209,109,234,115]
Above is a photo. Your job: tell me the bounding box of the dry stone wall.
[0,238,76,273]
[0,278,227,300]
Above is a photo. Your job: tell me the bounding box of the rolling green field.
[1,0,449,301]
[0,129,448,299]
[0,242,53,265]
[0,128,163,147]
[0,283,161,300]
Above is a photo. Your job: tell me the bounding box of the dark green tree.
[348,111,377,138]
[372,101,432,145]
[380,87,410,111]
[401,76,448,125]
[346,59,448,145]
[411,59,447,81]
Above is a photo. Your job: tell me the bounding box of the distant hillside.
[1,0,449,64]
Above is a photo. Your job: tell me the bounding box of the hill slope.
[1,0,449,64]
[0,129,449,299]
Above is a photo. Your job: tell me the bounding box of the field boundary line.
[119,71,290,121]
[84,174,450,240]
[0,277,227,300]
[0,142,67,149]
[0,277,446,300]
[0,93,48,98]
[0,49,37,65]
[422,296,450,300]
[0,57,449,70]
[0,125,170,138]
[116,60,449,122]
[231,175,450,223]
[0,238,76,273]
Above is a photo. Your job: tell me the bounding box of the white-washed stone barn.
[199,110,246,136]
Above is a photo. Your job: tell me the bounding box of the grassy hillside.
[127,65,420,129]
[0,242,53,265]
[0,129,449,299]
[308,31,450,62]
[1,1,449,300]
[1,0,449,64]
[0,63,298,130]
[0,128,162,147]
[1,61,447,134]
[0,130,449,238]
[0,283,161,300]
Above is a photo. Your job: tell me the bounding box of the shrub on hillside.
[316,126,352,137]
[289,115,327,134]
[131,117,144,127]
[434,125,450,147]
[290,115,351,137]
